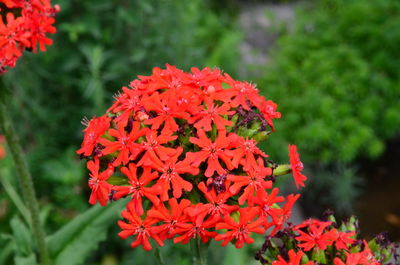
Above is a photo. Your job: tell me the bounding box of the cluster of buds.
[0,0,59,73]
[255,213,399,265]
[77,65,309,251]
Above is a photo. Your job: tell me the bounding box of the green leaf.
[0,175,30,225]
[10,217,33,257]
[0,236,13,265]
[46,198,128,265]
[14,253,37,265]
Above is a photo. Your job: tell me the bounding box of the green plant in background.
[256,0,400,212]
[0,0,242,264]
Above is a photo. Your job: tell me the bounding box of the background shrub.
[256,0,400,212]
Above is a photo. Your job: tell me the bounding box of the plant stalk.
[0,99,51,265]
[190,238,208,265]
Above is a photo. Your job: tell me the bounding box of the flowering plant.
[255,213,399,265]
[0,0,59,73]
[78,65,309,251]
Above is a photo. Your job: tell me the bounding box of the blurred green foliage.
[258,0,400,164]
[256,0,400,212]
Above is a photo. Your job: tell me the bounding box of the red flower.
[333,230,356,250]
[254,188,285,226]
[223,74,261,110]
[272,250,313,265]
[271,194,300,234]
[147,198,191,240]
[151,147,197,201]
[288,144,307,189]
[172,206,217,244]
[77,115,111,156]
[99,122,146,166]
[228,158,272,205]
[188,99,234,131]
[215,207,265,248]
[118,203,164,251]
[187,129,234,177]
[334,255,359,265]
[143,92,190,134]
[0,14,28,59]
[87,158,113,206]
[359,240,380,265]
[196,182,239,221]
[113,164,161,215]
[227,133,268,170]
[136,130,177,166]
[26,11,56,52]
[258,100,281,131]
[294,219,337,251]
[110,87,143,127]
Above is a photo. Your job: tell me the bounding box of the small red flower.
[77,115,111,157]
[87,158,113,206]
[113,164,161,215]
[187,129,234,177]
[228,158,272,205]
[99,121,146,166]
[143,92,190,134]
[333,230,356,250]
[294,219,337,251]
[258,100,281,131]
[188,99,234,131]
[254,188,285,223]
[223,74,262,110]
[110,87,143,127]
[271,194,300,234]
[136,130,177,166]
[215,207,265,248]
[172,207,217,244]
[118,203,164,251]
[196,182,239,222]
[151,147,197,201]
[333,251,376,265]
[147,198,191,240]
[227,133,268,170]
[272,250,314,265]
[288,144,307,189]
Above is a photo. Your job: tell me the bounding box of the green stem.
[154,245,166,265]
[0,99,51,265]
[190,238,208,265]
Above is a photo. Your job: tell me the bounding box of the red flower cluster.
[78,65,307,251]
[256,214,397,265]
[294,219,356,252]
[0,0,59,73]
